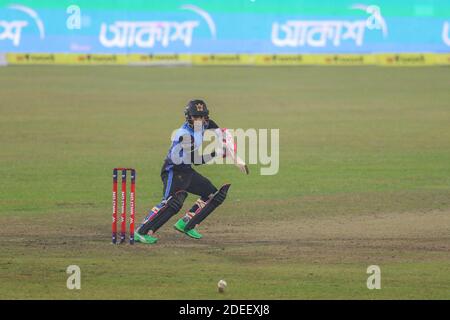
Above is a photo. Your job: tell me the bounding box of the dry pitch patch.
[0,192,449,299]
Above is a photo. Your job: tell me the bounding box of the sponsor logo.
[18,53,55,62]
[130,193,135,213]
[199,55,241,63]
[144,54,180,61]
[211,54,240,62]
[351,4,388,37]
[443,22,450,46]
[99,4,216,49]
[326,55,365,64]
[112,191,117,213]
[272,20,368,47]
[87,54,117,63]
[272,5,388,48]
[386,54,426,64]
[180,4,216,39]
[0,5,45,46]
[273,55,303,62]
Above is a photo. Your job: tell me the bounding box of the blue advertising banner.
[0,0,449,53]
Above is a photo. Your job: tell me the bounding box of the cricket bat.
[219,128,249,175]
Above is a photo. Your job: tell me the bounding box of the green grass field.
[0,66,449,299]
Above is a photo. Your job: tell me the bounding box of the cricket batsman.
[134,99,248,244]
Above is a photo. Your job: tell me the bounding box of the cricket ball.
[217,280,227,293]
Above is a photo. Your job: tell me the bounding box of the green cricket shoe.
[173,218,187,233]
[134,232,158,244]
[185,228,203,239]
[173,218,203,239]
